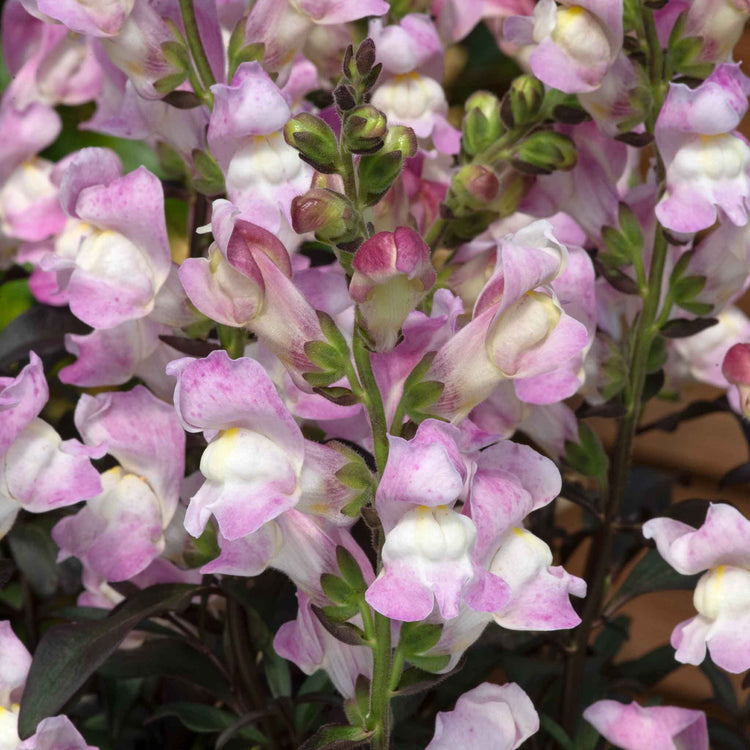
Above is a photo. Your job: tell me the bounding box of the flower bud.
[350,227,436,351]
[284,113,341,174]
[722,343,750,416]
[291,188,361,245]
[512,131,577,175]
[500,75,545,128]
[449,165,500,211]
[344,105,388,154]
[358,126,418,206]
[462,91,503,156]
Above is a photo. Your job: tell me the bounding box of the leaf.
[637,396,728,433]
[159,334,219,357]
[399,622,443,656]
[0,305,89,369]
[565,423,608,479]
[7,523,59,598]
[97,638,232,701]
[311,606,368,646]
[299,723,373,750]
[391,656,466,696]
[215,709,270,748]
[0,279,34,332]
[335,547,367,594]
[540,714,575,750]
[617,645,680,688]
[320,574,355,605]
[148,702,237,733]
[719,462,750,488]
[661,317,718,338]
[161,90,203,109]
[403,653,450,674]
[604,549,700,615]
[701,657,739,716]
[18,583,196,738]
[0,559,15,589]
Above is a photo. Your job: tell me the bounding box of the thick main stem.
[369,610,392,749]
[561,8,668,733]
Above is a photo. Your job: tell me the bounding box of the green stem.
[424,216,449,252]
[368,610,392,749]
[352,330,389,475]
[388,647,405,693]
[340,146,358,206]
[179,0,216,92]
[561,6,670,734]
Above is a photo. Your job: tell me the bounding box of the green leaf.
[399,622,443,656]
[18,583,196,738]
[299,722,373,750]
[405,381,444,412]
[264,647,292,699]
[335,461,373,491]
[604,549,700,615]
[646,335,667,374]
[7,523,59,598]
[0,280,34,332]
[98,638,232,701]
[565,422,608,479]
[305,340,345,371]
[403,652,450,674]
[618,644,680,688]
[320,574,355,605]
[673,275,706,304]
[314,605,367,642]
[148,702,237,733]
[304,370,344,388]
[336,547,367,594]
[701,656,739,716]
[618,202,643,250]
[540,714,575,750]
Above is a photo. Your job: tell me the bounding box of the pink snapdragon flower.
[0,353,102,537]
[364,420,504,621]
[203,510,372,602]
[369,14,461,154]
[3,0,102,108]
[42,148,172,329]
[53,386,185,582]
[722,342,750,416]
[20,0,134,37]
[167,350,306,541]
[350,227,436,351]
[244,0,388,79]
[503,0,623,93]
[426,681,539,749]
[274,590,373,698]
[643,503,750,673]
[428,220,590,421]
[655,64,750,233]
[0,95,65,245]
[207,63,313,232]
[101,0,223,100]
[583,700,708,750]
[179,200,323,382]
[0,620,97,749]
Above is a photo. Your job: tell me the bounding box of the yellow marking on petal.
[512,527,528,538]
[308,503,329,515]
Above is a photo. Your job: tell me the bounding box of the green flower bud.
[344,105,388,154]
[358,126,417,206]
[284,113,341,174]
[500,75,545,128]
[449,164,500,211]
[462,91,503,156]
[512,131,577,175]
[291,188,361,245]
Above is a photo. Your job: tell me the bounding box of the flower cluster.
[0,0,749,748]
